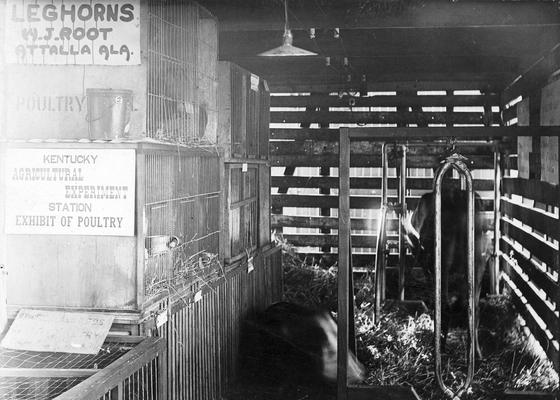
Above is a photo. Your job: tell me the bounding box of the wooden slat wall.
[500,177,560,372]
[270,89,499,266]
[154,247,282,400]
[499,49,560,372]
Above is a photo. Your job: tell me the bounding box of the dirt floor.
[225,381,336,400]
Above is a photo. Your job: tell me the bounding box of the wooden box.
[220,161,271,263]
[217,61,270,160]
[1,141,221,329]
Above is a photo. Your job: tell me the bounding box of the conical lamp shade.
[258,29,317,57]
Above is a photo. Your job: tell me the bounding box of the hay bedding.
[226,244,558,399]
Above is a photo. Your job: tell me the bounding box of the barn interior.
[0,0,559,400]
[198,2,560,398]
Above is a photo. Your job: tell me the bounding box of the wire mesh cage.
[0,377,87,400]
[146,1,218,144]
[143,150,222,300]
[0,341,137,400]
[0,343,132,370]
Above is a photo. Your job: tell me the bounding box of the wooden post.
[557,111,560,372]
[0,143,6,333]
[259,164,271,247]
[338,127,350,400]
[396,91,408,301]
[135,146,146,328]
[220,159,231,262]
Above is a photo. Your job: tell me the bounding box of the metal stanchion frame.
[336,127,517,400]
[433,154,476,399]
[374,143,407,323]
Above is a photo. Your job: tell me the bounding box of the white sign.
[250,74,260,91]
[1,309,114,354]
[247,256,254,273]
[5,0,140,65]
[5,148,136,236]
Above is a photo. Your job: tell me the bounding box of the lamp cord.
[284,0,289,32]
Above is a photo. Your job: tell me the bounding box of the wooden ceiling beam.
[343,126,560,140]
[502,43,560,104]
[228,56,520,89]
[264,72,511,92]
[268,80,503,94]
[205,2,560,32]
[228,54,522,74]
[270,94,500,108]
[218,25,560,59]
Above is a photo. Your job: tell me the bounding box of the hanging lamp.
[258,0,317,57]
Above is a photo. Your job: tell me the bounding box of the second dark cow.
[402,186,490,354]
[240,301,365,386]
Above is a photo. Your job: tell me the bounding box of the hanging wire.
[283,0,289,32]
[272,0,364,95]
[312,0,356,75]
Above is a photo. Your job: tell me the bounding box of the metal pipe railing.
[434,154,476,399]
[374,143,408,320]
[398,146,407,301]
[492,147,501,295]
[374,143,389,323]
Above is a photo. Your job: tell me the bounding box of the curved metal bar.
[374,205,387,324]
[381,143,389,208]
[398,146,407,301]
[434,155,476,399]
[492,147,501,295]
[374,143,389,323]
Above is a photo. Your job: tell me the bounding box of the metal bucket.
[87,89,133,140]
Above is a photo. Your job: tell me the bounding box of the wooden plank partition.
[147,246,282,400]
[500,177,560,371]
[270,89,503,267]
[270,90,500,264]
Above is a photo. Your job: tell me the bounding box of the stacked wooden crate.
[0,0,220,327]
[217,61,272,263]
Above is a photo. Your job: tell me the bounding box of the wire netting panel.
[147,1,198,143]
[144,151,221,299]
[229,65,244,157]
[0,343,132,370]
[147,1,218,144]
[197,10,219,143]
[0,341,140,400]
[0,377,87,400]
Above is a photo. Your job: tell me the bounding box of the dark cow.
[402,185,491,355]
[240,302,365,386]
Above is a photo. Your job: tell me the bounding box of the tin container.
[87,88,133,140]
